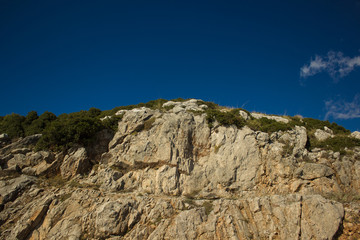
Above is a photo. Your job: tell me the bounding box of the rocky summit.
[1,99,360,240]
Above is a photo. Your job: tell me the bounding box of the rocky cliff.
[1,99,360,240]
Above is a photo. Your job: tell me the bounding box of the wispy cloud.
[300,51,360,82]
[325,94,360,120]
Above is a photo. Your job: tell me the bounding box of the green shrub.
[88,107,102,118]
[287,116,304,127]
[102,115,123,131]
[143,117,156,131]
[281,141,294,156]
[171,97,188,102]
[206,109,245,129]
[302,118,350,135]
[143,99,168,110]
[310,135,360,153]
[247,117,292,133]
[36,111,103,151]
[22,111,39,127]
[214,144,222,153]
[198,100,218,110]
[202,201,214,215]
[24,111,57,136]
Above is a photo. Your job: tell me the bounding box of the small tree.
[25,111,57,136]
[0,113,25,138]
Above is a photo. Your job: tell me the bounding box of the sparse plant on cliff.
[206,108,245,129]
[101,114,123,131]
[302,118,350,135]
[309,135,360,154]
[144,117,156,131]
[247,117,292,133]
[202,201,214,215]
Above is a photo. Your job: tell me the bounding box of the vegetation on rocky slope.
[1,98,359,153]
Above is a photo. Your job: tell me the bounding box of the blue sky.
[1,0,360,131]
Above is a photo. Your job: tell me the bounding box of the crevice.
[21,199,52,240]
[111,161,189,176]
[299,195,302,240]
[332,214,345,240]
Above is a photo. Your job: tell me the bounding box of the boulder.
[314,128,333,141]
[239,110,250,120]
[251,112,289,123]
[351,131,360,139]
[95,199,139,237]
[301,195,344,239]
[60,147,91,179]
[0,133,10,147]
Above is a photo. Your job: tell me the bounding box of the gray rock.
[0,175,35,205]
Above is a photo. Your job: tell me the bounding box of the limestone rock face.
[0,99,359,240]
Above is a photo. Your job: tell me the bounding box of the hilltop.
[1,99,360,239]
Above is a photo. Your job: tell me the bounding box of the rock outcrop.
[0,99,359,240]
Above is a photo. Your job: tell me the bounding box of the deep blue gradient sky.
[1,0,360,130]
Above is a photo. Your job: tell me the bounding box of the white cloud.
[325,94,360,120]
[300,51,360,81]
